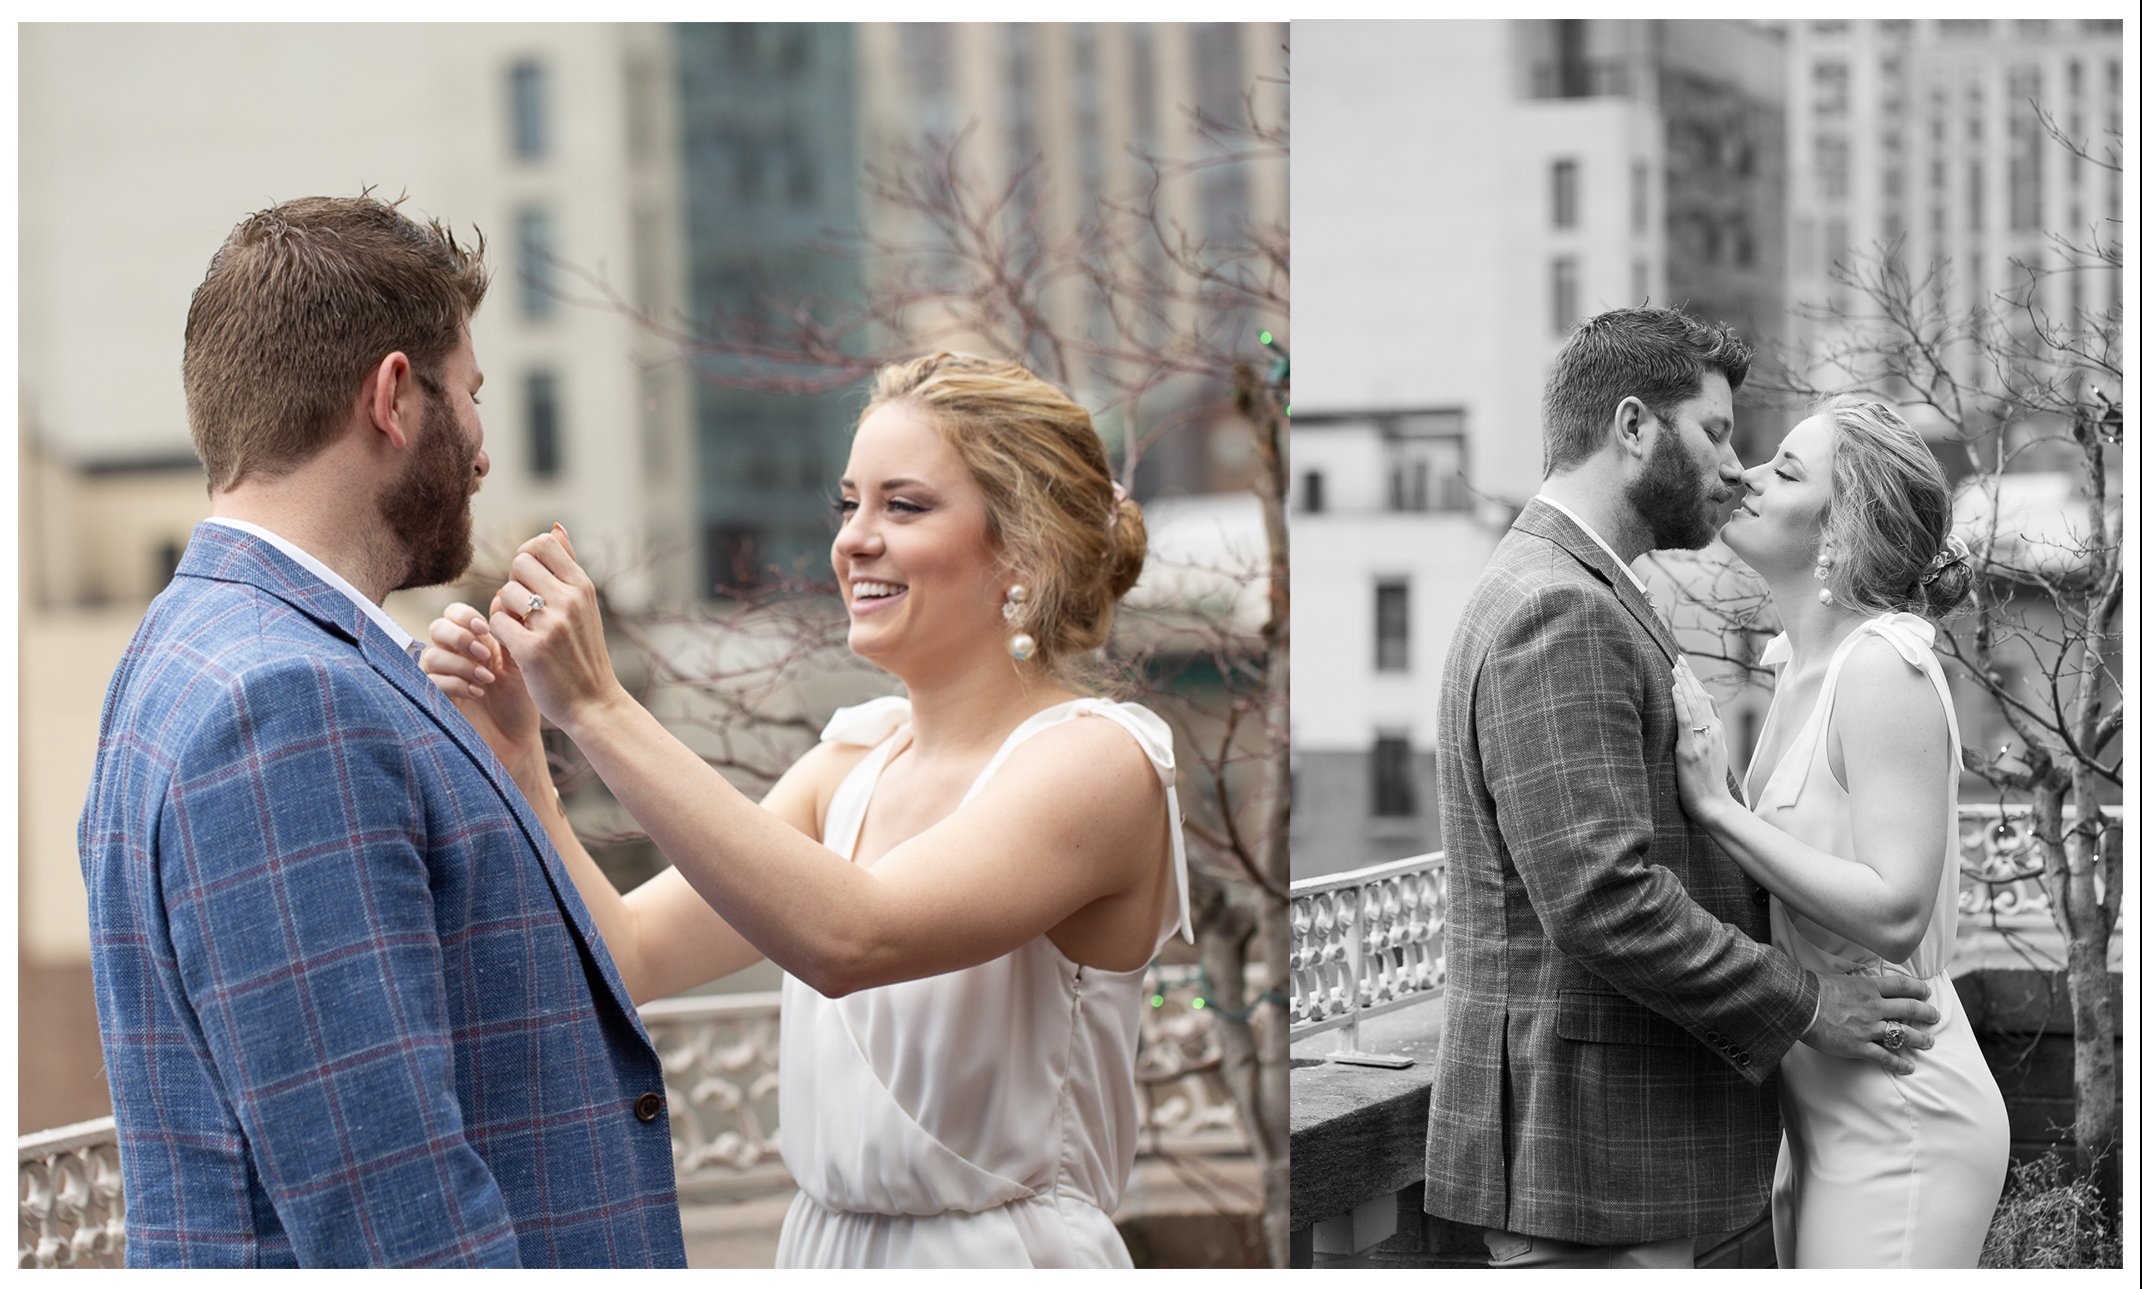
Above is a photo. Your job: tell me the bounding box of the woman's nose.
[833,514,881,557]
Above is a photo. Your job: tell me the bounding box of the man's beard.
[380,391,479,591]
[1627,416,1722,552]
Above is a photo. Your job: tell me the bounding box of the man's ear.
[1611,394,1650,457]
[362,351,419,451]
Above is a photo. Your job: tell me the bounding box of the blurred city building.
[1782,17,2126,401]
[16,21,1285,1151]
[1289,19,1788,879]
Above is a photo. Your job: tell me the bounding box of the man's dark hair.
[1540,306,1753,476]
[182,192,488,492]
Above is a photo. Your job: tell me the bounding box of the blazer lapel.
[1512,498,1682,663]
[357,625,650,1037]
[175,523,649,1036]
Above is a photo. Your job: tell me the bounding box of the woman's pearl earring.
[1005,584,1036,661]
[1814,551,1835,606]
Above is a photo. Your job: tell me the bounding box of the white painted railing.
[19,965,1244,1268]
[1287,803,2121,1046]
[1289,853,1448,1048]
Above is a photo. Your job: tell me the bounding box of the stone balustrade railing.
[20,965,1244,1268]
[1288,802,2121,1047]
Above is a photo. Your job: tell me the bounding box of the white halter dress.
[773,696,1193,1268]
[1751,613,2008,1267]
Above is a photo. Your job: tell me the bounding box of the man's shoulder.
[1460,531,1623,635]
[119,579,387,738]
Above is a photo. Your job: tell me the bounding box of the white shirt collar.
[1532,494,1654,603]
[201,517,420,655]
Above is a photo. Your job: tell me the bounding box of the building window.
[1632,257,1648,304]
[1371,735,1417,818]
[1815,136,1850,200]
[705,523,765,593]
[156,539,184,588]
[1551,256,1580,333]
[1374,579,1409,672]
[1383,412,1469,512]
[509,60,547,160]
[1813,61,1849,116]
[527,369,561,479]
[516,206,557,319]
[1551,158,1580,228]
[1632,159,1648,233]
[1732,217,1756,268]
[1300,469,1325,514]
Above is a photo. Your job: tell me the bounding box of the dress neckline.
[844,698,1088,864]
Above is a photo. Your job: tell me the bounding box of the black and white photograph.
[1286,16,2126,1270]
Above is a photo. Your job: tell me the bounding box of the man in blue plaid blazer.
[79,197,685,1267]
[1422,309,1938,1268]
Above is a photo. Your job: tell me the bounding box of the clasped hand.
[419,526,623,749]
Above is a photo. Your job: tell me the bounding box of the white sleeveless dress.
[772,695,1194,1268]
[1750,614,2008,1268]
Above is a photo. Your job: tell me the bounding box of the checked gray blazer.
[1421,498,1821,1245]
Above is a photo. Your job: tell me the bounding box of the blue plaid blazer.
[79,524,686,1267]
[1422,499,1821,1244]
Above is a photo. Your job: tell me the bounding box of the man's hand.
[1800,973,1939,1075]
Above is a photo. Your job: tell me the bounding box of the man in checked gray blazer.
[1421,308,1940,1268]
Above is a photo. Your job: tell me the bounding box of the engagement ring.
[525,594,546,618]
[1691,724,1712,735]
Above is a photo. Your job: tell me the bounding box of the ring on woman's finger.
[525,593,546,618]
[1882,1021,1906,1051]
[1691,724,1713,735]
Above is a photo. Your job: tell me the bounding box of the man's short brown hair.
[182,194,488,492]
[1540,306,1752,477]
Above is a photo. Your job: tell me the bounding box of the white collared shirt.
[1533,494,1655,606]
[201,517,420,657]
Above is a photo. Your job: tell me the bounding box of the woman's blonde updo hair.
[1817,395,1974,620]
[861,352,1147,675]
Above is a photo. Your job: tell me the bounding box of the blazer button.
[634,1091,665,1122]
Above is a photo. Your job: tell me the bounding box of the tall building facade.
[1782,18,2126,403]
[851,23,1289,508]
[673,23,865,593]
[1290,19,1788,879]
[670,22,1287,593]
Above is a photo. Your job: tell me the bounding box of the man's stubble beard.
[380,389,479,592]
[1626,414,1721,553]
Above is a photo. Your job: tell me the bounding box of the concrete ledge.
[1290,1055,1438,1231]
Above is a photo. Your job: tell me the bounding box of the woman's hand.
[486,525,628,736]
[1670,656,1736,827]
[421,601,544,774]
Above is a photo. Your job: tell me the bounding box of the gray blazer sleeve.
[1477,580,1818,1082]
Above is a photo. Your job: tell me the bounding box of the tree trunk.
[2039,779,2124,1207]
[2054,780,2121,1210]
[1248,368,1292,1266]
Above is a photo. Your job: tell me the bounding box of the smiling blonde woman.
[422,352,1190,1269]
